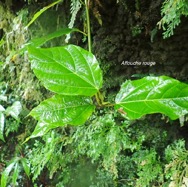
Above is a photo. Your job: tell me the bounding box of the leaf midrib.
[116,95,188,104]
[69,46,99,89]
[33,103,93,115]
[34,47,99,90]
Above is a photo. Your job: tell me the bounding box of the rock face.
[92,0,188,90]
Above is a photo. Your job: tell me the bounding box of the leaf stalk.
[85,0,92,52]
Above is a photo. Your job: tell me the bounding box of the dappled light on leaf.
[28,95,95,138]
[29,45,103,96]
[115,76,188,120]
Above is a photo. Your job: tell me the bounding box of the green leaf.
[23,28,79,49]
[0,38,5,48]
[5,101,22,120]
[21,158,30,178]
[115,76,188,120]
[26,0,63,28]
[29,95,95,138]
[29,45,103,96]
[12,162,19,186]
[1,159,17,187]
[0,112,5,142]
[0,105,5,112]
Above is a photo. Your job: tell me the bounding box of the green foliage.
[72,113,144,176]
[158,0,188,38]
[23,26,188,186]
[0,82,25,186]
[27,131,61,181]
[26,113,145,186]
[26,111,188,187]
[27,129,75,184]
[0,82,22,141]
[164,139,188,186]
[1,158,19,187]
[131,25,143,37]
[26,0,63,28]
[27,30,188,140]
[115,76,188,120]
[22,28,79,50]
[28,95,95,138]
[1,2,188,186]
[28,44,103,96]
[0,111,5,141]
[133,149,163,187]
[69,0,82,29]
[1,154,30,187]
[66,0,82,42]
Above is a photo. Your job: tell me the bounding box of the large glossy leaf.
[28,45,103,96]
[0,112,5,141]
[115,76,188,120]
[28,95,95,138]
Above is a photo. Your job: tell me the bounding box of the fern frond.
[69,0,82,28]
[66,0,82,42]
[157,0,188,38]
